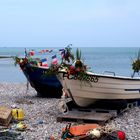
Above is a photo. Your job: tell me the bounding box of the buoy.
[62,124,99,137]
[117,130,126,140]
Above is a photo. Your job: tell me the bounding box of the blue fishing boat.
[14,45,74,98]
[15,57,62,98]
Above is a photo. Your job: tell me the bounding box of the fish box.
[12,108,24,121]
[0,106,12,126]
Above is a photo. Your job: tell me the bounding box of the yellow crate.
[12,108,24,121]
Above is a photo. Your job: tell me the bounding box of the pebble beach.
[0,83,140,140]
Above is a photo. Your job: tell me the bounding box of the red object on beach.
[62,123,99,136]
[117,130,126,140]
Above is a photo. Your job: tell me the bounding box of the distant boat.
[0,55,13,59]
[19,62,62,98]
[58,70,140,107]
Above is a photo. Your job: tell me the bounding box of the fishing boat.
[58,70,140,107]
[15,57,62,98]
[24,64,62,98]
[14,45,74,98]
[58,48,140,107]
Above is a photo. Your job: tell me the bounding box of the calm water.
[0,47,139,82]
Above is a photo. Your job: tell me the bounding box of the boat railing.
[103,71,115,76]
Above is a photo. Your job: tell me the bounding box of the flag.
[41,58,48,67]
[49,50,53,53]
[29,50,35,56]
[52,55,58,65]
[42,50,46,53]
[45,49,49,52]
[39,50,43,54]
[59,49,65,58]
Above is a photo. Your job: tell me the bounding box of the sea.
[0,47,140,82]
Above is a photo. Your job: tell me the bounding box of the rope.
[61,123,74,139]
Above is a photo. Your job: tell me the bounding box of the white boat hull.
[58,71,140,107]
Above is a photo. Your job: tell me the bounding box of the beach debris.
[16,122,28,131]
[86,128,101,139]
[0,129,22,140]
[86,125,126,140]
[0,106,12,126]
[12,108,24,121]
[50,123,127,140]
[61,123,99,139]
[1,83,136,139]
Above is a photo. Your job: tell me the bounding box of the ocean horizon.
[0,47,140,82]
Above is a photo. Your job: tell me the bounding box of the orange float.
[62,123,100,138]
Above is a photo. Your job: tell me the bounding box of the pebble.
[0,83,140,140]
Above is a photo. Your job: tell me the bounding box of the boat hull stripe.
[125,89,140,92]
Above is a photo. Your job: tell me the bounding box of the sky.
[0,0,140,48]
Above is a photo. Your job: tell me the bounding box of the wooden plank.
[75,108,118,117]
[57,110,112,124]
[0,106,12,126]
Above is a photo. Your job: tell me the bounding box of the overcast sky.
[0,0,140,47]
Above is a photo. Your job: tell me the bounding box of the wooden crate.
[0,106,12,126]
